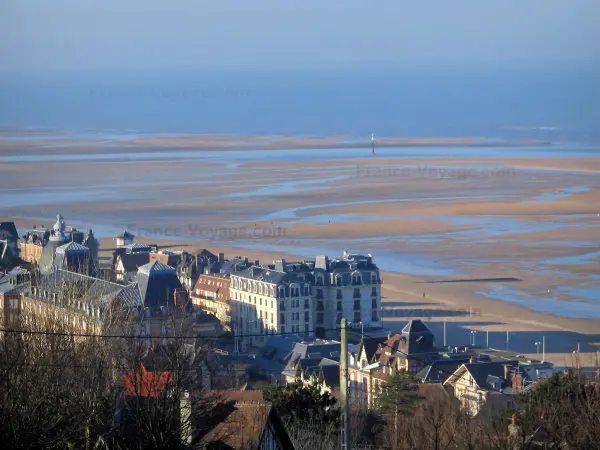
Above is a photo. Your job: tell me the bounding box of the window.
[336,301,342,311]
[353,288,361,299]
[279,300,285,311]
[304,311,309,322]
[317,312,324,324]
[372,298,377,308]
[304,299,310,309]
[260,298,262,306]
[317,300,324,311]
[371,310,378,321]
[281,325,285,334]
[280,313,285,324]
[316,288,323,299]
[371,274,377,284]
[336,289,343,299]
[353,300,361,310]
[371,287,377,296]
[354,311,361,322]
[336,276,342,286]
[305,324,309,333]
[336,313,342,324]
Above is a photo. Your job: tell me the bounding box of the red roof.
[121,363,174,397]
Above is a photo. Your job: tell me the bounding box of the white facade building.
[229,252,382,348]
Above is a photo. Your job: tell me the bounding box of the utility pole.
[443,320,447,347]
[486,329,489,348]
[542,335,545,362]
[340,319,350,450]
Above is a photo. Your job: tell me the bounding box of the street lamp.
[535,341,541,355]
[470,330,477,347]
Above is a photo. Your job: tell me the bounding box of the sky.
[1,0,599,75]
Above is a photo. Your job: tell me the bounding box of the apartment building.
[190,274,232,330]
[229,252,382,348]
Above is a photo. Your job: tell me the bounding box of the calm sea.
[1,66,599,143]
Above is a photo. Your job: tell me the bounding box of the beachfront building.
[190,274,232,330]
[18,214,99,266]
[1,260,194,341]
[229,252,383,348]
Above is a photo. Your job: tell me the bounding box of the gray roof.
[122,242,153,253]
[0,222,19,239]
[115,231,135,239]
[401,320,436,355]
[118,252,151,272]
[402,320,431,335]
[57,242,90,253]
[416,360,465,383]
[234,266,309,285]
[135,261,182,307]
[461,361,517,390]
[34,269,142,309]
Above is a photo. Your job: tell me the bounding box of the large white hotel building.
[229,252,383,347]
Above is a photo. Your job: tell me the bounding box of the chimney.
[254,259,260,266]
[218,252,225,263]
[503,364,511,380]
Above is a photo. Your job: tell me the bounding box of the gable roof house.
[197,390,296,450]
[115,252,151,282]
[443,361,518,416]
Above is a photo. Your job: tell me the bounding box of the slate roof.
[199,402,294,450]
[359,335,388,361]
[57,242,89,253]
[402,320,432,334]
[445,361,518,391]
[34,269,142,309]
[416,360,465,383]
[115,231,135,239]
[0,222,19,239]
[234,265,312,285]
[135,261,182,307]
[118,252,151,272]
[122,242,153,253]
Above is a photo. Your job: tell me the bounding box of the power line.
[0,327,339,340]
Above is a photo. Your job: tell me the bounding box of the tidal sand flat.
[1,135,599,364]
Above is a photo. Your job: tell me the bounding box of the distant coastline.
[0,130,552,153]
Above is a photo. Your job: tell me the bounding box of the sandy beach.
[1,135,599,367]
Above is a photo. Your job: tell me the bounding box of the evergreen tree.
[373,370,420,416]
[263,380,341,428]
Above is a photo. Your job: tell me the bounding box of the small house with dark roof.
[443,361,518,416]
[197,398,295,450]
[114,231,135,247]
[116,252,151,282]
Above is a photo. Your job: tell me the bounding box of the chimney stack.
[503,364,511,380]
[254,259,260,266]
[218,252,225,263]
